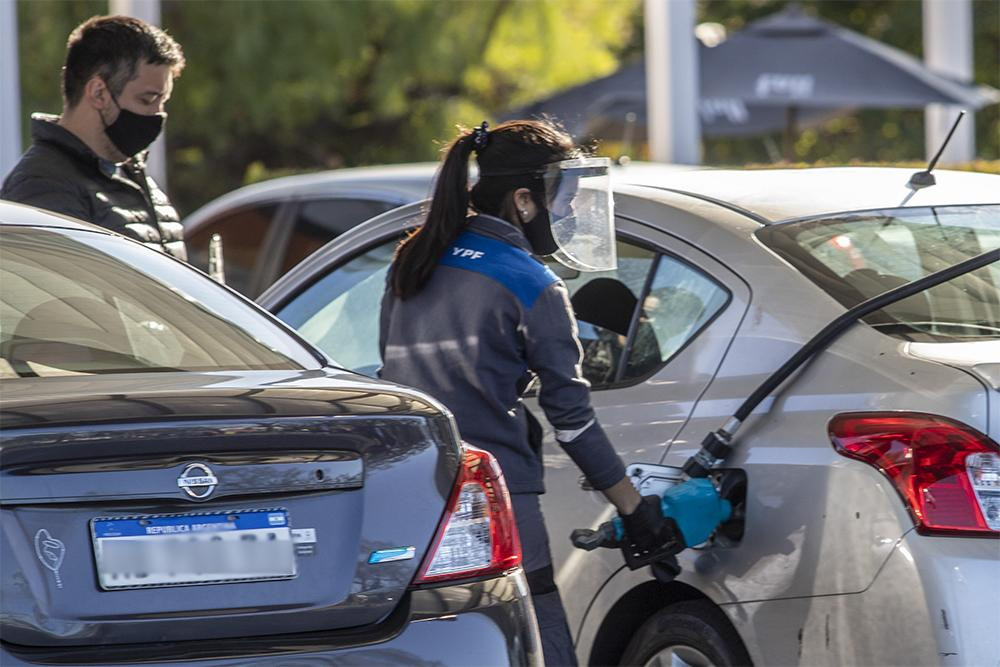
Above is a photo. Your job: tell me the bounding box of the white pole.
[109,0,168,186]
[923,0,974,163]
[644,0,701,164]
[1,0,22,181]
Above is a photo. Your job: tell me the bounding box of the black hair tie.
[472,121,489,152]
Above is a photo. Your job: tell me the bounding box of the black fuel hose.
[683,247,999,478]
[734,247,1000,422]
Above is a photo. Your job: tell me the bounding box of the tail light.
[413,444,521,584]
[829,412,1000,537]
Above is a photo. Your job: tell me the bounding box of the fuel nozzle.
[682,418,740,478]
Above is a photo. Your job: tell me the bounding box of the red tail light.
[413,444,521,584]
[829,412,1000,537]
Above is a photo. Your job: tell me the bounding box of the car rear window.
[0,228,318,378]
[757,205,1000,342]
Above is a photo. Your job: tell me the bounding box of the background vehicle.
[258,167,1000,666]
[182,163,437,296]
[183,161,692,297]
[0,201,540,666]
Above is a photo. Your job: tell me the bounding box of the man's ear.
[82,75,114,111]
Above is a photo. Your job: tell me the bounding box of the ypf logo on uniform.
[451,247,485,260]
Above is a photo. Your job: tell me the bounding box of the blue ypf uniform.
[379,214,624,493]
[379,213,625,667]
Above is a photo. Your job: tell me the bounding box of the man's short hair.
[62,15,185,108]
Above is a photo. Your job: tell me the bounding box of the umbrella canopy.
[508,5,999,141]
[703,4,999,109]
[511,61,838,138]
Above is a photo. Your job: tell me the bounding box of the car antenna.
[908,111,965,189]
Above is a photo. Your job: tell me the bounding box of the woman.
[379,120,676,666]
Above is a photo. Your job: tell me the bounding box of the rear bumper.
[722,530,1000,666]
[1,570,541,666]
[868,530,1000,666]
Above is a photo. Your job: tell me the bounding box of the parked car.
[182,163,437,297]
[0,201,540,666]
[183,161,690,297]
[258,167,1000,666]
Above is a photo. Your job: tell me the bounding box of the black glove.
[620,495,684,557]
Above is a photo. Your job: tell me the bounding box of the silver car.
[258,166,1000,666]
[182,161,688,298]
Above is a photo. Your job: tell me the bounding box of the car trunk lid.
[0,370,459,647]
[903,340,1000,442]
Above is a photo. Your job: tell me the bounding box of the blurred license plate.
[91,509,296,590]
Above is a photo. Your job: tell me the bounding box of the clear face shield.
[539,157,616,272]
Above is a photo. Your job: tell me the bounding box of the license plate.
[91,509,297,590]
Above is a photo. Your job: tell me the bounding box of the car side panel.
[528,209,752,645]
[718,531,999,666]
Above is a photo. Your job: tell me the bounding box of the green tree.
[18,0,636,213]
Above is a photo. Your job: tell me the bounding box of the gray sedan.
[0,201,541,666]
[259,167,1000,666]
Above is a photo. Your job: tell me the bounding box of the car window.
[277,240,397,376]
[280,199,400,278]
[558,241,657,387]
[276,233,728,387]
[626,255,730,380]
[758,205,1000,341]
[561,242,730,387]
[186,204,279,296]
[0,228,317,378]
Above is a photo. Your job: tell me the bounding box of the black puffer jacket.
[1,114,186,260]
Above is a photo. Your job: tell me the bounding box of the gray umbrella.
[509,5,999,154]
[703,5,998,109]
[511,61,838,140]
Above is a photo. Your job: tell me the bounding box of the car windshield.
[758,205,1000,342]
[0,227,319,378]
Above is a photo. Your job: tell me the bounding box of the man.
[2,15,187,260]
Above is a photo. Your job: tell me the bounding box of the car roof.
[623,167,1000,223]
[182,160,698,231]
[0,200,109,233]
[183,163,441,230]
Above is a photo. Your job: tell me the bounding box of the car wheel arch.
[585,578,713,666]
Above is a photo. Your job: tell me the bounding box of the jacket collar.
[30,113,146,180]
[465,214,535,255]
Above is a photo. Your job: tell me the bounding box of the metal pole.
[109,0,168,186]
[923,0,974,163]
[0,0,22,181]
[645,0,701,164]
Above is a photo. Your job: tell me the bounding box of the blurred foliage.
[17,0,637,213]
[15,0,998,215]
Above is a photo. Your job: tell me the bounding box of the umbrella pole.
[783,105,799,162]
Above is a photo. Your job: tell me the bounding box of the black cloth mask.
[520,192,558,256]
[103,96,165,158]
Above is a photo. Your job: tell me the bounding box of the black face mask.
[103,96,165,158]
[520,192,558,256]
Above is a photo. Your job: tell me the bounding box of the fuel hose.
[683,247,1000,478]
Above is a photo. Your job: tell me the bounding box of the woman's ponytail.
[391,131,477,299]
[391,119,574,299]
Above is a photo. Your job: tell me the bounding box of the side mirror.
[208,233,226,284]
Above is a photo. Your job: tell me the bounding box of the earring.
[520,209,528,217]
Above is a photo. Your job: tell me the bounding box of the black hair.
[62,15,186,108]
[391,119,577,299]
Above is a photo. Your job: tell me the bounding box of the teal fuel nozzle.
[611,478,732,549]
